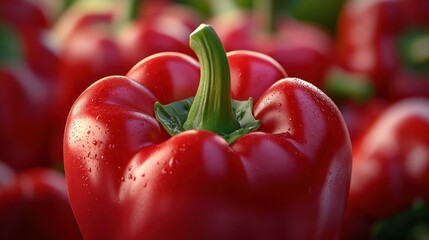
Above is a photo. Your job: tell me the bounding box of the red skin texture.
[64,51,351,240]
[227,50,288,101]
[335,0,429,100]
[126,52,200,104]
[342,98,429,239]
[0,164,82,240]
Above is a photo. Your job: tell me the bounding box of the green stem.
[0,25,22,64]
[154,24,259,143]
[254,0,274,33]
[398,29,429,75]
[124,0,141,22]
[325,67,374,103]
[62,0,76,12]
[183,24,240,135]
[207,0,238,15]
[114,0,141,30]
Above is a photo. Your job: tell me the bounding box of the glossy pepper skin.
[0,162,82,240]
[335,0,429,100]
[64,24,352,239]
[342,98,429,239]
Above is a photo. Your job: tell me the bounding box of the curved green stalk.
[183,24,240,135]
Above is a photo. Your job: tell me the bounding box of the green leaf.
[224,97,260,144]
[154,97,194,136]
[325,67,374,104]
[155,97,260,144]
[397,29,429,76]
[0,25,23,64]
[372,200,429,240]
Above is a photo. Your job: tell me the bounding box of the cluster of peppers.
[0,0,82,238]
[332,0,429,239]
[1,0,428,239]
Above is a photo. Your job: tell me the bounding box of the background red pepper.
[208,9,335,90]
[338,99,388,141]
[0,0,60,169]
[335,0,429,100]
[0,162,82,240]
[331,1,429,235]
[117,1,201,69]
[262,19,334,89]
[0,66,55,170]
[342,98,429,239]
[0,0,50,31]
[64,24,351,240]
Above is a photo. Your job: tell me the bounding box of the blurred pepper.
[280,0,346,34]
[0,0,60,169]
[117,0,201,69]
[0,0,50,31]
[209,8,334,89]
[263,19,334,89]
[0,162,82,240]
[338,98,388,141]
[335,0,429,100]
[342,98,429,239]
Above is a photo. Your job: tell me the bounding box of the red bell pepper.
[0,1,60,169]
[0,0,59,80]
[64,24,351,239]
[342,98,429,239]
[0,161,82,239]
[335,0,429,100]
[338,99,388,141]
[0,67,54,170]
[262,19,334,90]
[209,9,334,89]
[0,0,50,31]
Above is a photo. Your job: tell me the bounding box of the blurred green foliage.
[372,201,429,240]
[175,0,345,34]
